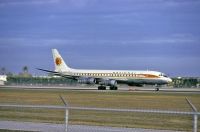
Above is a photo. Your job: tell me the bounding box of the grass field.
[0,88,200,131]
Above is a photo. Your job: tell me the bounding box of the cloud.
[101,12,142,24]
[0,33,198,49]
[0,38,73,47]
[136,35,198,44]
[1,0,199,9]
[163,0,200,4]
[0,0,59,6]
[0,0,98,9]
[67,0,97,8]
[112,34,199,45]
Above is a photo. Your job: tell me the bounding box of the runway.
[1,85,200,94]
[0,121,180,132]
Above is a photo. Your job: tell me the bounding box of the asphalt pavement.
[1,85,200,94]
[0,121,180,132]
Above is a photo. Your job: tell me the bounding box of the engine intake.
[78,77,96,84]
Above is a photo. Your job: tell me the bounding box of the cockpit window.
[163,74,168,77]
[159,73,168,77]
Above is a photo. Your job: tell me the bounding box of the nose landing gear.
[155,84,160,91]
[155,87,159,91]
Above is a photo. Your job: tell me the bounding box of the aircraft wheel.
[98,86,102,90]
[110,86,118,90]
[155,88,159,91]
[98,86,106,90]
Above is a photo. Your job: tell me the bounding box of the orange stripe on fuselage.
[142,74,159,78]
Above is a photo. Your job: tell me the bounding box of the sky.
[0,0,200,77]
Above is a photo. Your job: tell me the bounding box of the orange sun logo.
[55,57,62,65]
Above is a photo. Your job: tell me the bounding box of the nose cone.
[167,78,172,83]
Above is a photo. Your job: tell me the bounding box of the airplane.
[37,49,172,91]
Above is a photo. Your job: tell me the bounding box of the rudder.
[52,49,71,72]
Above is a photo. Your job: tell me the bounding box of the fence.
[0,97,199,132]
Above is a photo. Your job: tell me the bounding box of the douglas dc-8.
[37,49,172,91]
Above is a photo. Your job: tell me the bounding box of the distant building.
[32,75,61,78]
[0,75,7,85]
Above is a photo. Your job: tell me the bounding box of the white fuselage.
[62,68,172,85]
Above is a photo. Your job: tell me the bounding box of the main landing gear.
[98,85,106,90]
[98,85,118,90]
[109,86,118,90]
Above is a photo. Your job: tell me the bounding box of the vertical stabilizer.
[52,49,71,72]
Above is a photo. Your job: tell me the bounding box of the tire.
[98,86,106,90]
[155,88,159,91]
[98,86,102,90]
[110,86,118,90]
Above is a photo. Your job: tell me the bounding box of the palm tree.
[23,66,28,73]
[0,67,6,75]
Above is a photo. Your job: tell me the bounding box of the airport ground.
[0,120,180,132]
[2,85,200,93]
[0,86,200,131]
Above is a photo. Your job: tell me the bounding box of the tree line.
[6,76,77,86]
[0,66,31,77]
[172,77,200,88]
[1,66,200,88]
[5,76,200,88]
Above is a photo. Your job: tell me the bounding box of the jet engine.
[99,79,117,86]
[78,77,96,84]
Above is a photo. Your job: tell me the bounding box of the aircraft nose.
[167,78,172,83]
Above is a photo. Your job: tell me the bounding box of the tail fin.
[52,49,71,72]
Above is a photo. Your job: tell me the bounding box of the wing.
[36,68,78,80]
[37,68,119,84]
